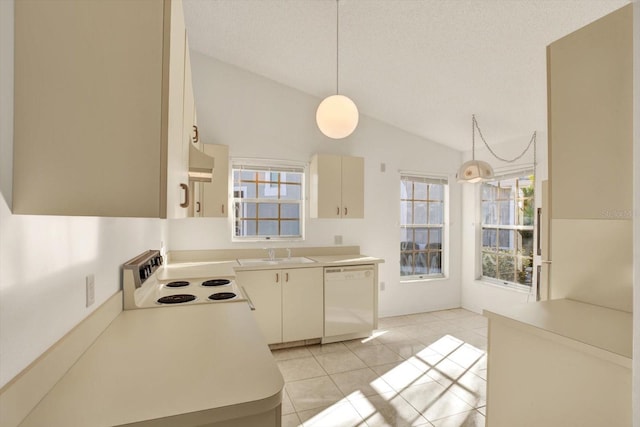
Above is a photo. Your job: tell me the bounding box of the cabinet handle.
[336,206,340,216]
[221,204,225,214]
[196,201,201,213]
[192,125,199,143]
[344,207,348,216]
[240,286,256,311]
[180,183,189,208]
[275,273,279,283]
[285,272,289,282]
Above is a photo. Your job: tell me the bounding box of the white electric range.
[122,250,245,310]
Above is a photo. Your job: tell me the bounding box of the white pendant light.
[457,115,494,183]
[316,0,359,139]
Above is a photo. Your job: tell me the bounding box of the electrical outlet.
[334,235,343,245]
[380,281,385,291]
[86,274,95,307]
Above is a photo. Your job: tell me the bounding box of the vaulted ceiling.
[183,0,629,151]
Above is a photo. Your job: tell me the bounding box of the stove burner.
[157,294,196,304]
[165,281,190,288]
[208,292,237,301]
[201,279,231,287]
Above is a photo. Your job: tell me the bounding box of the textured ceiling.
[183,0,629,151]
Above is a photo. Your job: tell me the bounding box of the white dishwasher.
[324,265,375,339]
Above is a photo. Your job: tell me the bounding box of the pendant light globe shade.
[316,94,359,139]
[457,159,494,183]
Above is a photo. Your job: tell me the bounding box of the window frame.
[399,173,448,281]
[479,169,535,290]
[231,158,306,242]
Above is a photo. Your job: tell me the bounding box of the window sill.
[476,278,533,294]
[401,275,447,284]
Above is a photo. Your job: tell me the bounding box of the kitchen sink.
[236,256,316,266]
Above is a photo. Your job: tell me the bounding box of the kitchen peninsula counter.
[484,298,632,427]
[18,302,283,427]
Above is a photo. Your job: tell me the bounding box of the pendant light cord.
[336,0,340,94]
[472,114,537,178]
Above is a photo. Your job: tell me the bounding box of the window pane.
[482,228,497,251]
[482,253,497,279]
[498,201,513,226]
[427,251,442,274]
[281,220,300,236]
[280,203,300,219]
[482,202,497,225]
[238,220,256,236]
[258,183,278,199]
[518,230,534,257]
[414,228,428,247]
[519,198,534,226]
[429,184,443,201]
[400,201,413,225]
[282,173,301,184]
[257,220,278,236]
[414,182,428,200]
[428,202,443,225]
[414,202,427,224]
[400,180,413,199]
[428,228,442,248]
[257,203,278,218]
[400,228,413,244]
[280,183,301,200]
[240,171,255,181]
[516,256,533,286]
[482,184,497,201]
[498,229,515,253]
[497,255,516,282]
[243,202,257,218]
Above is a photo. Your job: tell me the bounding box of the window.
[232,162,304,240]
[480,172,534,287]
[400,175,447,279]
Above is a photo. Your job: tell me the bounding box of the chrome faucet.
[267,248,276,261]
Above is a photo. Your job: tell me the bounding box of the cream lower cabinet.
[310,154,364,219]
[237,268,323,344]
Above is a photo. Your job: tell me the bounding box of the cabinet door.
[340,156,364,218]
[202,144,229,217]
[282,268,323,342]
[164,0,189,219]
[310,154,342,218]
[13,0,166,217]
[236,270,282,344]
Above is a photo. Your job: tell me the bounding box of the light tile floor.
[273,308,487,427]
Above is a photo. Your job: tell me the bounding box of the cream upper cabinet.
[201,144,230,217]
[547,5,632,221]
[13,0,190,218]
[310,154,364,219]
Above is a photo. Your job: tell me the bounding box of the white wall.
[0,0,167,388]
[168,52,463,317]
[459,132,548,314]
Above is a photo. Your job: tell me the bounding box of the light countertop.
[19,302,283,427]
[484,298,632,367]
[157,260,239,280]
